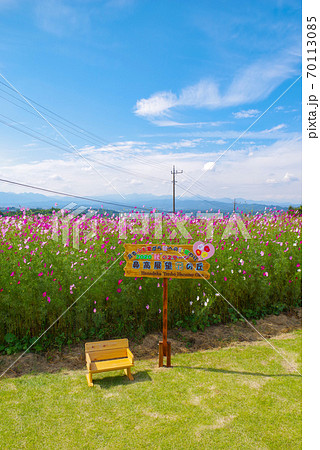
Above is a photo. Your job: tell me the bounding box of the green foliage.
[0,211,302,353]
[287,205,302,216]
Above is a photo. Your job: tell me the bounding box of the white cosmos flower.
[190,301,193,305]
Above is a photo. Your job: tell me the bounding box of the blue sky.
[0,0,301,203]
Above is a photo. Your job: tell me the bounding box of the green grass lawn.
[0,331,302,449]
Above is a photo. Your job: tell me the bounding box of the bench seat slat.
[90,357,133,374]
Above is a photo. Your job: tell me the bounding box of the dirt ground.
[0,308,301,378]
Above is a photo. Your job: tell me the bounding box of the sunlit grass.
[0,331,301,449]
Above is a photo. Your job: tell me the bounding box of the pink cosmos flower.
[146,305,149,310]
[117,288,121,293]
[93,308,96,313]
[139,286,142,290]
[118,279,123,285]
[43,292,46,297]
[10,272,14,276]
[47,297,51,303]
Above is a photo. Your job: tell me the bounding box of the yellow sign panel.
[123,244,210,279]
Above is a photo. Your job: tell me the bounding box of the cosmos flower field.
[0,209,302,352]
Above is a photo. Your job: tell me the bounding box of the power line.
[0,78,211,212]
[0,112,223,212]
[0,79,108,143]
[182,170,214,196]
[0,113,170,184]
[176,183,224,210]
[0,177,170,212]
[0,80,170,172]
[0,74,128,199]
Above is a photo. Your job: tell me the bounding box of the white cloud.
[179,80,221,108]
[283,172,298,182]
[135,92,178,117]
[129,178,143,185]
[211,139,226,145]
[34,0,87,36]
[154,139,202,150]
[142,125,296,141]
[151,120,223,128]
[266,178,278,184]
[203,161,215,171]
[134,53,300,119]
[0,137,301,203]
[233,109,260,119]
[264,124,286,133]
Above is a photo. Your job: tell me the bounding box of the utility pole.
[171,165,183,213]
[233,198,236,214]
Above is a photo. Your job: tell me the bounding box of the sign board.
[124,244,210,279]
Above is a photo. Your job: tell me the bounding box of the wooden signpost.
[123,243,211,367]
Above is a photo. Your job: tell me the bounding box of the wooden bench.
[85,338,134,387]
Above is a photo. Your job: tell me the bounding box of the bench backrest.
[85,339,129,362]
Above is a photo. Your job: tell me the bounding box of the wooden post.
[163,277,168,357]
[158,278,172,367]
[167,341,171,367]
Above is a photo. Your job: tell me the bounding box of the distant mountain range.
[0,191,300,214]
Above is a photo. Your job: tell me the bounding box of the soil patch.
[0,308,301,378]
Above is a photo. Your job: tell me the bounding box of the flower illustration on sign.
[192,241,215,261]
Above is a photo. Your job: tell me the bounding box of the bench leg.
[124,367,134,381]
[159,341,164,367]
[86,372,93,387]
